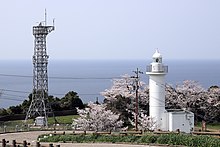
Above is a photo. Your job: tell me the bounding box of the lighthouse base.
[157,109,194,133]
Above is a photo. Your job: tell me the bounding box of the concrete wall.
[168,111,194,133]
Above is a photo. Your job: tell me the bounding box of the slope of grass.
[0,115,79,133]
[49,115,79,124]
[0,115,78,130]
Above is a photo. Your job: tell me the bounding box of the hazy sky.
[0,0,220,60]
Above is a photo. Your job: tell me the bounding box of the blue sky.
[0,0,220,60]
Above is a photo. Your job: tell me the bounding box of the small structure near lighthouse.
[146,50,194,133]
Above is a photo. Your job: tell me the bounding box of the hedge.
[39,133,220,146]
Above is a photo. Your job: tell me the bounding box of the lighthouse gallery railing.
[146,65,168,73]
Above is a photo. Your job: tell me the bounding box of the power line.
[49,92,100,96]
[0,89,30,94]
[49,76,119,80]
[0,73,120,80]
[0,74,32,78]
[1,88,100,95]
[0,88,101,103]
[0,73,121,100]
[0,97,24,102]
[80,93,100,96]
[1,93,26,98]
[0,94,102,102]
[0,72,128,103]
[0,88,101,96]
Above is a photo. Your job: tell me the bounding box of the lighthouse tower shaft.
[25,22,54,126]
[146,50,168,130]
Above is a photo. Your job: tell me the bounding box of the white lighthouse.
[146,50,168,130]
[146,50,194,133]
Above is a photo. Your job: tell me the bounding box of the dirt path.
[0,131,160,147]
[0,131,51,145]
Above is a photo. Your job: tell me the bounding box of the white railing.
[146,65,168,73]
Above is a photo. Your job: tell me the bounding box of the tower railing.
[146,65,168,73]
[33,25,54,35]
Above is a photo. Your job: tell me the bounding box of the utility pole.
[131,68,143,131]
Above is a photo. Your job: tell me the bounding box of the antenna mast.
[25,11,55,127]
[45,9,47,26]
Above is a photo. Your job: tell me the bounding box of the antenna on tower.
[45,9,47,26]
[53,18,55,27]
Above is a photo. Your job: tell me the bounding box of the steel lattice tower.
[25,18,54,126]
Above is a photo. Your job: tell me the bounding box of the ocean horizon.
[0,59,219,108]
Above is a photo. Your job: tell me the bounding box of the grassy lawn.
[49,115,79,124]
[205,123,220,130]
[1,119,33,127]
[1,116,220,132]
[195,122,220,131]
[0,115,79,131]
[0,115,79,133]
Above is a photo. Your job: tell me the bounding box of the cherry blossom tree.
[203,86,220,122]
[72,102,123,131]
[101,74,149,104]
[207,86,220,106]
[101,74,149,125]
[165,80,220,123]
[129,111,156,131]
[166,80,205,109]
[101,76,220,125]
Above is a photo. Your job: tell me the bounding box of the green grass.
[51,115,79,124]
[0,119,33,128]
[195,122,220,131]
[206,123,220,130]
[0,115,79,133]
[0,115,78,130]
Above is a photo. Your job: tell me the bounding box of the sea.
[0,59,220,108]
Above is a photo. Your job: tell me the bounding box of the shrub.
[156,134,220,147]
[138,134,158,143]
[39,133,220,146]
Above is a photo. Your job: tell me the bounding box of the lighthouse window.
[156,58,159,63]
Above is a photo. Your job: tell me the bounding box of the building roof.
[166,109,194,114]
